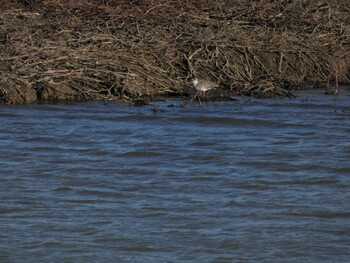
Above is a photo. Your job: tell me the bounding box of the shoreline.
[2,86,349,108]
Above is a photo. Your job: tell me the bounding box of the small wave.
[118,151,162,158]
[52,186,74,192]
[78,189,129,198]
[283,211,350,219]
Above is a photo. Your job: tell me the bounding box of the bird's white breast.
[193,78,217,92]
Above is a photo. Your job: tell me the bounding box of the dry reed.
[0,0,349,104]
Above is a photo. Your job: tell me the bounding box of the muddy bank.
[1,0,349,104]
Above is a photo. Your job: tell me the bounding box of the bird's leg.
[190,90,200,103]
[198,93,202,105]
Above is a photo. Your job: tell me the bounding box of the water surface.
[1,90,350,262]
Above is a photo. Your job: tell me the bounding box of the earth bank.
[0,0,349,104]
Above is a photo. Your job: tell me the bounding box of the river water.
[1,90,350,262]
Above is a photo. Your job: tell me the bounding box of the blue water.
[1,90,350,262]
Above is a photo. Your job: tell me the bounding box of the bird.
[191,77,218,105]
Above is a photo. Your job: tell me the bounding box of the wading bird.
[191,77,218,105]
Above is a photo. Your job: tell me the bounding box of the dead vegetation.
[0,0,349,104]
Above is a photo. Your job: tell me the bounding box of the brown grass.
[0,0,349,104]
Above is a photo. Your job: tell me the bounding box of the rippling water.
[1,90,350,262]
